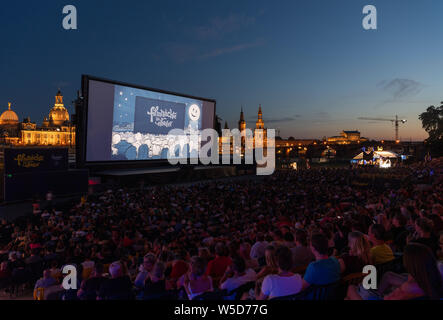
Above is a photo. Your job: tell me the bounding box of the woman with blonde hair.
[256,245,278,279]
[254,245,279,299]
[339,231,372,276]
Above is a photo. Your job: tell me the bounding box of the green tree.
[419,103,443,155]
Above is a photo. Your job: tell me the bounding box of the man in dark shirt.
[78,263,106,300]
[412,218,439,257]
[390,213,408,253]
[98,261,134,300]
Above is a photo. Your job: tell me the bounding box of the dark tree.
[419,103,443,156]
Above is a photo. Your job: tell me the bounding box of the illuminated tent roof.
[353,150,399,160]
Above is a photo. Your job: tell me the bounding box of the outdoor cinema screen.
[84,77,216,163]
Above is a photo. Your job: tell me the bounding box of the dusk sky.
[1,0,443,141]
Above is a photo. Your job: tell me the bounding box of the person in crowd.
[411,218,439,256]
[258,246,308,300]
[98,261,133,300]
[205,242,232,280]
[198,247,212,266]
[34,269,57,290]
[220,256,257,293]
[143,261,168,299]
[78,262,106,300]
[339,231,372,276]
[389,213,409,253]
[368,224,395,265]
[134,253,156,289]
[239,242,258,270]
[292,229,315,268]
[178,256,213,300]
[250,233,268,266]
[256,245,278,280]
[304,233,341,286]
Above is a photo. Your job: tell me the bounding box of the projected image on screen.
[112,85,203,161]
[85,78,215,163]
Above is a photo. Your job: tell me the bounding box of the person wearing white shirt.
[250,233,268,263]
[220,257,257,293]
[259,246,309,300]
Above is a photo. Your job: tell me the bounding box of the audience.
[0,158,442,300]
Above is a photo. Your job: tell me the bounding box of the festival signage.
[133,96,186,135]
[4,148,68,174]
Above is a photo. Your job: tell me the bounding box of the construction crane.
[358,115,407,141]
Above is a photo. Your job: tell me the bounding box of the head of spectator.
[198,247,211,262]
[215,242,228,258]
[190,256,207,278]
[369,224,386,246]
[239,242,252,260]
[231,256,247,276]
[283,232,295,247]
[272,230,284,243]
[295,229,308,247]
[275,246,293,273]
[256,232,265,243]
[143,253,156,273]
[403,243,443,300]
[393,213,407,228]
[310,233,329,260]
[415,218,433,238]
[264,246,278,270]
[150,261,166,282]
[42,269,52,280]
[92,262,104,278]
[348,231,371,264]
[109,261,123,279]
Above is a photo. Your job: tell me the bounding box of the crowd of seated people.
[0,158,442,300]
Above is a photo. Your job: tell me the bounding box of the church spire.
[238,106,246,132]
[256,104,264,130]
[8,102,11,110]
[55,89,63,105]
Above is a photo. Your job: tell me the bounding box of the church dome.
[49,106,70,123]
[0,103,19,124]
[48,90,70,126]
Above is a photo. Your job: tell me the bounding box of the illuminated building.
[0,90,75,147]
[219,105,268,154]
[327,130,368,144]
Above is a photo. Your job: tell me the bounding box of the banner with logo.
[134,96,186,135]
[4,148,68,174]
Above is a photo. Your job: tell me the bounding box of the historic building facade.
[0,90,75,146]
[327,130,368,144]
[219,105,268,154]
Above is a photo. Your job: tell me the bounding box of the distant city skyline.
[2,0,442,141]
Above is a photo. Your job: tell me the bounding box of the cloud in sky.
[194,13,256,40]
[378,78,424,99]
[199,39,265,59]
[161,12,264,63]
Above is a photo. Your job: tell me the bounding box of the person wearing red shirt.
[205,242,232,280]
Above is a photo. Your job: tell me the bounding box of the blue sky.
[1,0,442,140]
